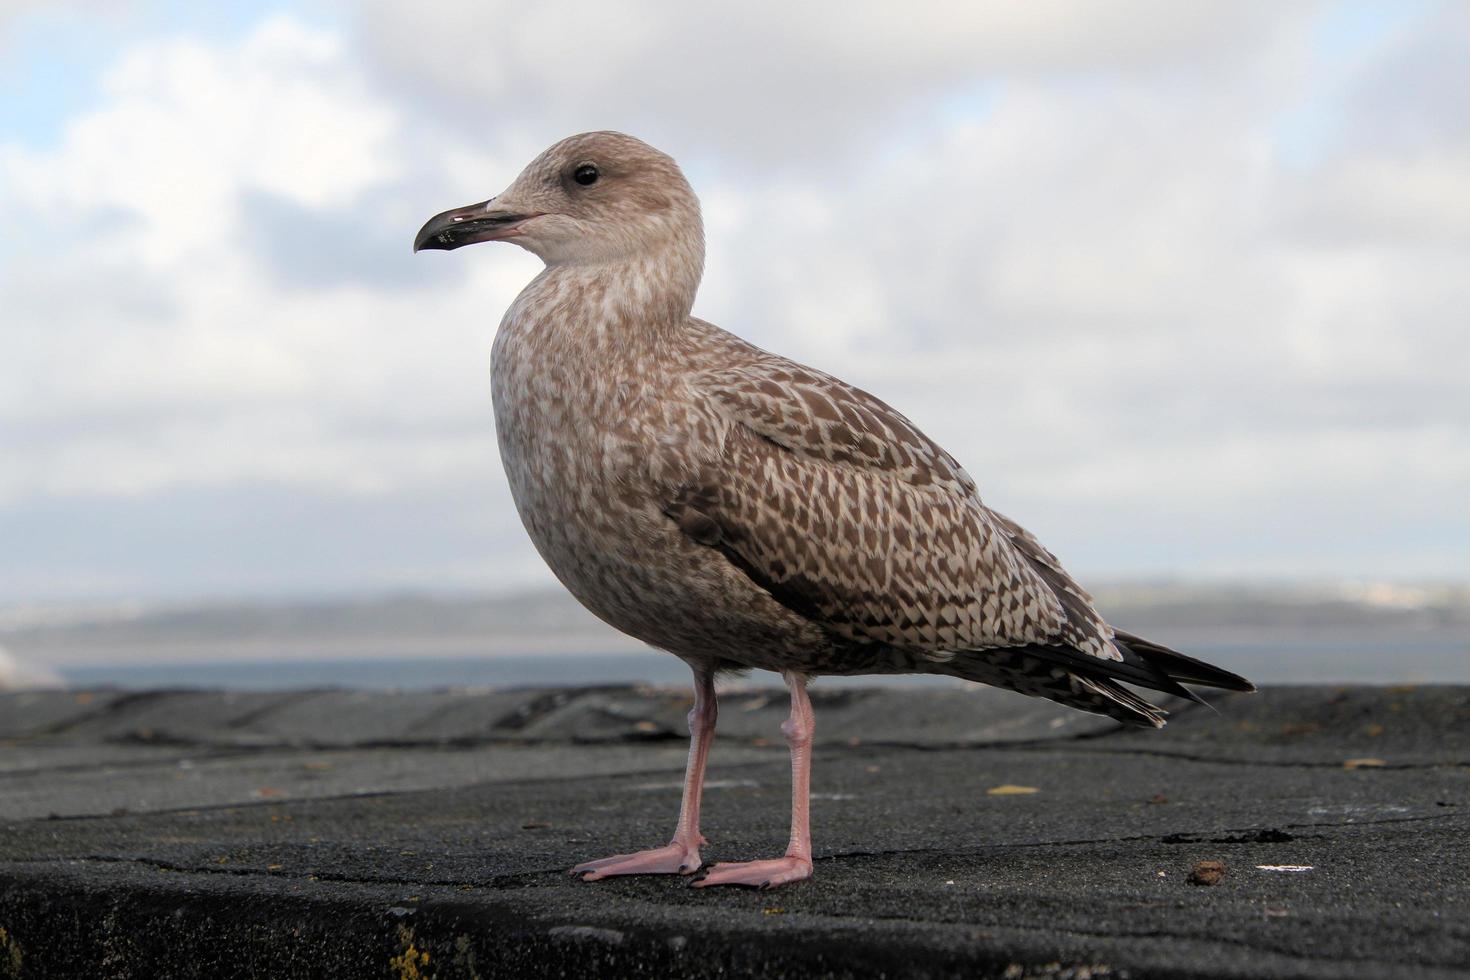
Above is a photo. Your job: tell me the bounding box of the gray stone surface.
[0,683,1466,978]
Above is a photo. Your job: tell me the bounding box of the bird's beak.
[413,199,544,252]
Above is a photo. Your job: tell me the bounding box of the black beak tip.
[412,222,451,254]
[414,199,500,255]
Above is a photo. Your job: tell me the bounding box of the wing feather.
[672,334,1120,662]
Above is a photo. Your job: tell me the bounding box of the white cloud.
[4,15,400,264]
[0,15,530,509]
[352,1,1303,165]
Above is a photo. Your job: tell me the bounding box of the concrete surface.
[0,682,1466,978]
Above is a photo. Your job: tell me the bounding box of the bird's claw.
[570,841,704,880]
[692,855,812,889]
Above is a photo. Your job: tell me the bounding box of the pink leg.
[695,670,814,889]
[571,664,717,879]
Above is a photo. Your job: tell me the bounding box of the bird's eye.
[573,164,600,186]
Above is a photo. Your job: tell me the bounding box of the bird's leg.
[694,670,815,889]
[571,664,717,879]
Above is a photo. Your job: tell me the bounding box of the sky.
[1,1,1467,604]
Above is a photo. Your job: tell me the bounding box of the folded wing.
[670,338,1109,661]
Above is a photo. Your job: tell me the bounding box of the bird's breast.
[488,305,717,567]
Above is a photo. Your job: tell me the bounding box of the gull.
[415,132,1254,889]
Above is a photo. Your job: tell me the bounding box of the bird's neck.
[522,234,704,341]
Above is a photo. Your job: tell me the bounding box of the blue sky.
[2,1,1467,603]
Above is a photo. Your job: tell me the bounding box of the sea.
[49,639,1470,691]
[4,585,1467,691]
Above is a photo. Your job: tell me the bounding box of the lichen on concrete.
[0,926,22,980]
[390,925,432,980]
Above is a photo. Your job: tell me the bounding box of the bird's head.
[414,131,703,268]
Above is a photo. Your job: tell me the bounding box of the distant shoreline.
[2,583,1465,686]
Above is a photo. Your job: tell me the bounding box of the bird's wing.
[982,506,1124,661]
[691,349,980,497]
[671,343,1120,660]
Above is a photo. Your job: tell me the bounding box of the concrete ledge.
[1,684,1467,978]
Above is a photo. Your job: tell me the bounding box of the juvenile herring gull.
[415,132,1254,889]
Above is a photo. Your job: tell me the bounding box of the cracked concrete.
[0,683,1466,978]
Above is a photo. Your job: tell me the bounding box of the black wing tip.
[1112,630,1257,694]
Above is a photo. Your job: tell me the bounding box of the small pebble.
[1188,860,1226,886]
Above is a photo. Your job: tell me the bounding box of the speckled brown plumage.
[416,131,1254,888]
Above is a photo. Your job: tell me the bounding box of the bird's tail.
[938,632,1255,729]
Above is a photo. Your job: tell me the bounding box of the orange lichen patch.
[390,925,432,980]
[987,785,1039,796]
